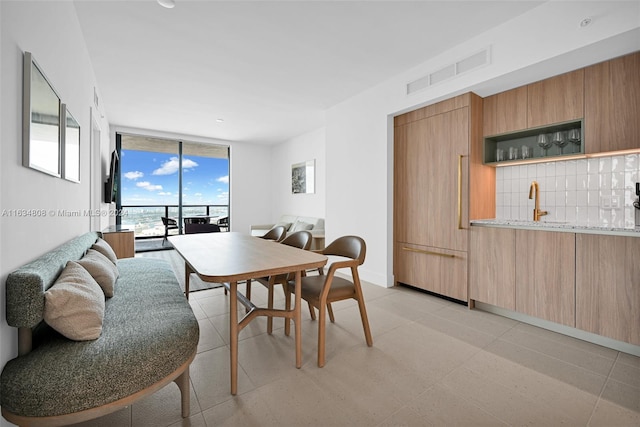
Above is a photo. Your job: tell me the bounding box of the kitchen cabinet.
[515,230,576,327]
[469,227,515,310]
[394,93,494,302]
[584,51,640,154]
[527,69,584,129]
[576,234,640,345]
[483,86,527,137]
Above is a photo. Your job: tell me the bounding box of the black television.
[103,150,119,204]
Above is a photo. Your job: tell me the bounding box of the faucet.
[528,180,548,221]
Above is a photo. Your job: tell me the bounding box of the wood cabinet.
[394,93,494,302]
[527,69,584,129]
[483,86,527,136]
[469,227,515,310]
[576,234,640,345]
[102,228,135,259]
[584,51,640,154]
[515,230,576,327]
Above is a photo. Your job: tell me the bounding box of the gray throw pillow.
[291,221,313,232]
[76,249,118,297]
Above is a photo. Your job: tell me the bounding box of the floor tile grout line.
[586,351,620,426]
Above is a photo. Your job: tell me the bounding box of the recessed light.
[579,17,592,28]
[157,0,175,9]
[216,118,224,123]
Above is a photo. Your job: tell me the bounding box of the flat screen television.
[103,150,119,203]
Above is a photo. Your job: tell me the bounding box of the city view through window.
[118,135,229,238]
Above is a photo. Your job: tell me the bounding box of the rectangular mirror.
[291,159,315,194]
[62,104,80,183]
[23,51,61,177]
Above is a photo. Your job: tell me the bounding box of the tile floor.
[72,266,640,426]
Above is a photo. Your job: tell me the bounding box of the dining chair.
[161,217,179,245]
[260,225,287,242]
[245,230,313,334]
[286,235,373,367]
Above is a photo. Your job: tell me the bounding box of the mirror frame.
[23,51,61,177]
[62,104,81,183]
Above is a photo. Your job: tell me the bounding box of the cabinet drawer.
[394,243,467,302]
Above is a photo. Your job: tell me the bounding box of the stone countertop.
[471,219,640,238]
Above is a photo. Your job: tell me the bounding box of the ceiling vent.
[407,46,491,95]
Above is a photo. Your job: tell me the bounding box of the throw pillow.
[275,222,293,231]
[91,238,118,265]
[76,249,118,297]
[44,261,105,341]
[291,221,313,232]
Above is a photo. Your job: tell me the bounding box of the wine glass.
[568,128,581,148]
[537,133,552,156]
[552,131,568,154]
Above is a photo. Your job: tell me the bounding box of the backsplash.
[496,153,640,228]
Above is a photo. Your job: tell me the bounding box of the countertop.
[471,219,640,238]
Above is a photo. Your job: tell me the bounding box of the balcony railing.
[119,204,229,238]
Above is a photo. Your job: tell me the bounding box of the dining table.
[168,232,327,395]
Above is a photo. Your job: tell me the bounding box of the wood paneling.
[584,51,640,154]
[102,230,135,259]
[469,227,515,310]
[527,69,584,128]
[576,234,640,345]
[483,86,528,136]
[515,230,576,327]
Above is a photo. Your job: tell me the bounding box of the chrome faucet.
[528,180,548,221]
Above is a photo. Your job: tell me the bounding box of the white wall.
[326,1,640,288]
[0,2,111,424]
[270,127,326,222]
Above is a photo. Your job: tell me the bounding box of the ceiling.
[73,0,545,145]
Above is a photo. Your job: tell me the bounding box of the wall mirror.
[62,105,81,183]
[291,159,315,194]
[23,51,61,177]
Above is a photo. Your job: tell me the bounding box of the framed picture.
[22,51,61,177]
[62,104,81,183]
[292,159,315,194]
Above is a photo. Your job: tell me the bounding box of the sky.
[120,149,229,206]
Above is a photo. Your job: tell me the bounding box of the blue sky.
[120,150,229,206]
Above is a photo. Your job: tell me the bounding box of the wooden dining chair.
[260,225,287,242]
[246,230,313,334]
[286,235,373,367]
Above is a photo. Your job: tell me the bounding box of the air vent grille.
[406,46,491,95]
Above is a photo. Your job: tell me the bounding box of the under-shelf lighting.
[157,0,175,9]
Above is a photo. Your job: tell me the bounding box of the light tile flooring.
[73,259,640,427]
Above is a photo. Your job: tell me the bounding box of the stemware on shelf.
[537,133,552,156]
[552,131,568,154]
[568,128,581,147]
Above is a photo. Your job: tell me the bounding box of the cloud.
[158,192,172,196]
[217,175,229,184]
[152,157,198,175]
[124,171,144,180]
[194,193,203,197]
[136,181,163,191]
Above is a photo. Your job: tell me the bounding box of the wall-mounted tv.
[103,150,119,203]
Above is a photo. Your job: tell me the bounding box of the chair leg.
[327,303,335,323]
[267,283,275,334]
[353,272,373,347]
[317,302,327,368]
[284,282,291,336]
[308,302,316,320]
[245,279,252,313]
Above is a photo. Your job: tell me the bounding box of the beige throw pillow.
[76,249,118,297]
[291,221,313,232]
[91,238,118,265]
[44,261,105,341]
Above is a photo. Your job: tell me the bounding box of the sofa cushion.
[291,221,314,232]
[275,222,293,231]
[43,261,105,341]
[91,238,118,265]
[77,249,119,297]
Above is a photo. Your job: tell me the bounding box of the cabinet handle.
[402,246,455,258]
[457,154,465,230]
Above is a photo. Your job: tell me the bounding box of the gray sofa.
[0,232,199,426]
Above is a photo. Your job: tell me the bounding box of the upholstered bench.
[0,232,199,426]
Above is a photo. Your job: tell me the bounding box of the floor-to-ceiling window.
[116,133,230,239]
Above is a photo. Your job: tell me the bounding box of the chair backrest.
[261,225,287,242]
[323,236,366,265]
[185,223,221,234]
[281,230,312,250]
[161,217,177,227]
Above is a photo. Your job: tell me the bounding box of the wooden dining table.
[168,232,327,395]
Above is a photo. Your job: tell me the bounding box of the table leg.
[184,262,192,300]
[294,270,302,368]
[229,280,238,395]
